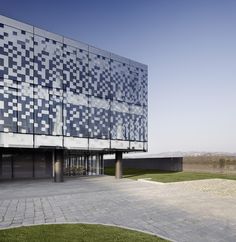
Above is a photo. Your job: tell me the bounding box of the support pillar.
[100,154,104,175]
[0,151,2,179]
[54,149,64,182]
[96,154,100,175]
[115,151,122,179]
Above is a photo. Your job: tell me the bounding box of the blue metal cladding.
[63,45,90,95]
[77,49,90,95]
[89,97,110,139]
[49,88,63,136]
[89,53,111,99]
[110,101,130,140]
[18,82,34,133]
[34,35,63,88]
[0,15,148,150]
[130,104,144,141]
[64,92,88,137]
[63,44,77,90]
[110,60,130,103]
[143,105,148,142]
[34,86,63,136]
[142,70,148,107]
[129,66,141,105]
[0,24,34,83]
[34,86,50,135]
[0,80,18,132]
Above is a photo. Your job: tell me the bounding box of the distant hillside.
[124,151,236,159]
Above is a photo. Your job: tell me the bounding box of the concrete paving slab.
[0,176,236,242]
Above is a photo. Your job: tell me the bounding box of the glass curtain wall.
[64,154,104,176]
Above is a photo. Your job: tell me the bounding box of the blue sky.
[1,0,236,153]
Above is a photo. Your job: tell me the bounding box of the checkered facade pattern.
[0,16,148,150]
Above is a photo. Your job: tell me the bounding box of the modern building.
[0,15,148,181]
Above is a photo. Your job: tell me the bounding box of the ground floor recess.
[0,149,104,179]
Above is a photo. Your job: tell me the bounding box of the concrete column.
[54,149,64,182]
[85,155,88,175]
[0,152,2,178]
[115,151,122,179]
[52,149,55,178]
[100,154,104,175]
[96,154,100,175]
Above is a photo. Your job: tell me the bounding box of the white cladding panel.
[34,135,63,147]
[0,133,33,148]
[89,139,110,149]
[110,140,130,150]
[64,137,88,149]
[130,141,143,150]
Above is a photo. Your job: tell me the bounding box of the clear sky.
[1,0,236,154]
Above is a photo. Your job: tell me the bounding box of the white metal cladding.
[89,138,110,150]
[64,136,88,150]
[0,133,33,148]
[34,135,63,147]
[0,15,148,151]
[111,140,130,149]
[130,141,143,150]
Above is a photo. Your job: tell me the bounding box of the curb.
[137,178,165,185]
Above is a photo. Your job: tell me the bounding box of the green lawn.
[0,224,167,242]
[105,167,236,183]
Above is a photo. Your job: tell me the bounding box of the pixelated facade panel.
[89,97,110,139]
[140,68,148,107]
[34,86,49,134]
[110,101,130,140]
[34,86,63,135]
[63,45,90,95]
[110,60,130,102]
[63,44,77,91]
[89,53,111,99]
[63,92,88,137]
[0,81,18,132]
[34,35,63,88]
[129,104,143,141]
[0,24,34,83]
[0,16,148,149]
[18,82,34,133]
[77,49,90,95]
[49,88,63,136]
[143,105,148,142]
[129,66,143,106]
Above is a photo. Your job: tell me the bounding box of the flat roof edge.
[0,14,147,68]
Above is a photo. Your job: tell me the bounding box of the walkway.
[0,176,236,242]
